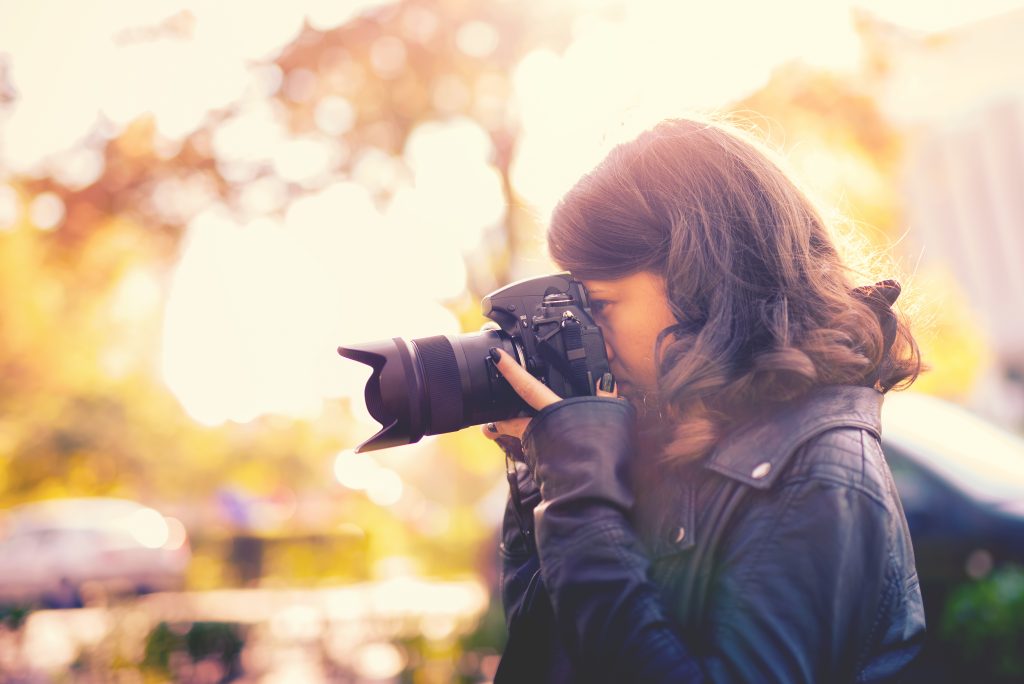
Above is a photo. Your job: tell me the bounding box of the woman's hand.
[481,347,620,443]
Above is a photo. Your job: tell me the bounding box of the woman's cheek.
[598,322,616,360]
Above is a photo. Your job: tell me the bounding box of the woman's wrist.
[522,396,637,512]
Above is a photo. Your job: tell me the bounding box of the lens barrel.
[337,330,526,453]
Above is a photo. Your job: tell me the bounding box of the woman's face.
[581,271,678,398]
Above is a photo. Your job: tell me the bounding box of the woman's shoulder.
[784,423,893,506]
[702,384,885,492]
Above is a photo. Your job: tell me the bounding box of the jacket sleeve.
[521,397,705,682]
[521,397,921,683]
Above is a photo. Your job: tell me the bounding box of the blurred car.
[0,497,190,607]
[881,391,1024,599]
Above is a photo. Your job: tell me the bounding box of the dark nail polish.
[600,372,615,392]
[488,347,501,363]
[487,422,498,433]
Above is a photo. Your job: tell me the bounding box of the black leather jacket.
[495,384,925,683]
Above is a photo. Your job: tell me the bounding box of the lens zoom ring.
[415,336,464,434]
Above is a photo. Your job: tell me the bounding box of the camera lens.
[338,330,527,452]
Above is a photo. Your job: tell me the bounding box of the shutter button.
[751,462,772,479]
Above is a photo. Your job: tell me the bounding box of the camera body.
[481,272,610,400]
[338,272,611,452]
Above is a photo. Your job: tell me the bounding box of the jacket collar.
[704,384,883,489]
[635,384,883,559]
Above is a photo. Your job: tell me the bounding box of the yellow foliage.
[903,267,992,399]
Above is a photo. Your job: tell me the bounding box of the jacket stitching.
[731,478,804,596]
[711,480,808,681]
[779,475,889,509]
[726,477,897,682]
[538,514,635,580]
[859,429,867,486]
[707,418,880,486]
[854,557,900,680]
[522,396,635,448]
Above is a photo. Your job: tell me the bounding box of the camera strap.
[504,448,532,539]
[536,318,591,395]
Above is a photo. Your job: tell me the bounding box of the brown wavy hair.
[548,118,923,464]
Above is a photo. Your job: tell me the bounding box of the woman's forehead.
[581,279,616,295]
[582,272,665,296]
[581,279,604,290]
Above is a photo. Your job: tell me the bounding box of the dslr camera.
[338,272,610,452]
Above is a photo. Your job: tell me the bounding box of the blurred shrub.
[940,565,1024,683]
[143,621,182,674]
[143,621,246,681]
[0,603,31,630]
[186,622,245,674]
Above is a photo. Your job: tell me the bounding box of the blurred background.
[1,0,1023,682]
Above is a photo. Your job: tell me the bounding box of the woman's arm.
[522,396,705,682]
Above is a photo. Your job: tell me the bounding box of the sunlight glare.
[394,118,506,256]
[163,179,464,424]
[509,0,861,218]
[271,135,340,185]
[315,96,357,136]
[352,642,406,680]
[3,0,1012,174]
[162,208,328,424]
[211,100,291,172]
[305,0,398,32]
[334,450,404,506]
[48,146,106,191]
[110,267,163,324]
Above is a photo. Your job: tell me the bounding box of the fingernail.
[488,347,501,364]
[600,372,615,392]
[487,422,498,433]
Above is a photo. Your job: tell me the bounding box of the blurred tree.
[0,0,580,584]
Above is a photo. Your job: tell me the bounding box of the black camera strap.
[504,449,532,539]
[536,318,591,395]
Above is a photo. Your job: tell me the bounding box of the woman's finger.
[489,348,562,411]
[595,371,618,398]
[480,417,532,441]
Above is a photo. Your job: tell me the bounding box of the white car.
[881,390,1024,603]
[0,497,190,607]
[881,392,1024,683]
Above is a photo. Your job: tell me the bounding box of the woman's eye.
[591,300,609,315]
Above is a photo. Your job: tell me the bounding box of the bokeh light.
[121,507,171,549]
[28,192,65,231]
[0,184,20,230]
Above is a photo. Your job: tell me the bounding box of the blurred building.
[860,9,1024,427]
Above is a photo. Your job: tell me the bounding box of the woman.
[481,118,925,683]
